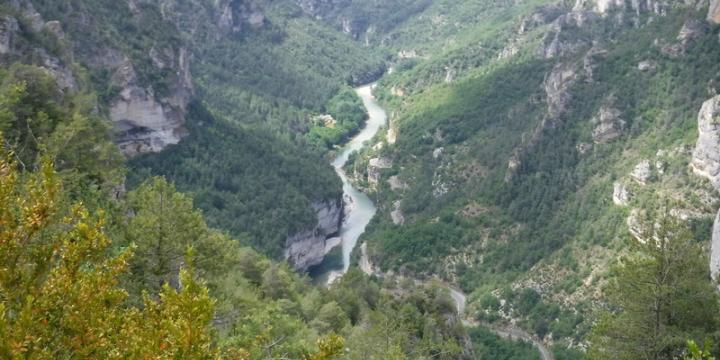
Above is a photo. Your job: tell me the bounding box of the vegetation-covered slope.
[2,0,387,260]
[0,21,470,360]
[341,0,720,356]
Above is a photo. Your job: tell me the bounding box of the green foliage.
[307,87,368,149]
[686,340,717,360]
[0,63,122,197]
[129,101,341,259]
[358,5,720,346]
[0,147,217,358]
[588,212,720,360]
[468,326,540,360]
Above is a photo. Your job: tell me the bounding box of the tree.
[0,147,217,358]
[124,177,208,295]
[588,211,720,360]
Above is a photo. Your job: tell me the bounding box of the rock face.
[537,11,599,59]
[662,19,708,57]
[583,44,607,81]
[573,0,668,16]
[592,105,626,143]
[110,48,193,157]
[391,200,405,225]
[215,0,265,35]
[35,48,76,91]
[368,157,393,186]
[519,5,564,34]
[507,63,579,181]
[711,210,720,281]
[388,175,408,191]
[613,181,631,205]
[631,160,652,184]
[284,199,343,272]
[710,0,720,23]
[689,96,720,283]
[638,60,658,72]
[692,96,720,188]
[545,63,579,120]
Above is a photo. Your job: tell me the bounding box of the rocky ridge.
[284,199,343,271]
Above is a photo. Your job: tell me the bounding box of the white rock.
[691,96,720,188]
[368,157,393,185]
[285,199,342,272]
[388,175,409,191]
[613,182,631,206]
[710,0,720,23]
[391,201,405,225]
[638,60,658,72]
[711,209,720,282]
[592,105,626,143]
[631,160,652,184]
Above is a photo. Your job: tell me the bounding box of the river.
[319,83,387,284]
[316,84,554,360]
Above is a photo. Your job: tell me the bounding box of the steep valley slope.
[322,0,720,354]
[2,0,720,358]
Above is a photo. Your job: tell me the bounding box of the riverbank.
[312,83,387,284]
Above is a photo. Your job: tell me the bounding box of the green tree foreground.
[588,211,720,360]
[0,147,346,359]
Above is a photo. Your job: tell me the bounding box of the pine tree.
[588,211,720,360]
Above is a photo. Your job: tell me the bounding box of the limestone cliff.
[691,96,720,281]
[692,96,720,188]
[284,199,343,271]
[109,48,193,157]
[708,0,720,23]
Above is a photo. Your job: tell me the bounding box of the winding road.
[449,286,554,360]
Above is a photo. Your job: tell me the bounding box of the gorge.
[2,0,720,358]
[314,83,387,283]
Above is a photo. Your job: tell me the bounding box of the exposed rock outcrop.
[709,0,720,23]
[545,63,579,120]
[592,104,626,143]
[662,19,708,57]
[613,181,631,205]
[519,5,564,34]
[691,95,720,282]
[35,48,76,91]
[691,96,720,188]
[368,157,393,186]
[388,175,409,191]
[573,0,668,16]
[285,199,343,271]
[638,60,658,72]
[110,48,193,157]
[537,11,599,59]
[215,0,265,35]
[631,159,652,184]
[507,63,579,181]
[711,210,720,281]
[583,44,607,81]
[391,200,405,225]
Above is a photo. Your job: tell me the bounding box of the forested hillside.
[2,0,720,358]
[333,0,720,357]
[0,0,470,357]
